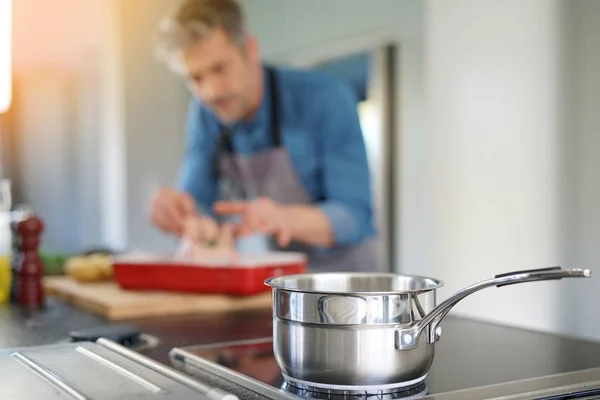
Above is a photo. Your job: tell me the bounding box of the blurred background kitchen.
[0,0,598,345]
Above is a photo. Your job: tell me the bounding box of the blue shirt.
[177,65,375,248]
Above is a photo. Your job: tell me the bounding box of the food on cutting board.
[65,253,113,283]
[175,216,239,263]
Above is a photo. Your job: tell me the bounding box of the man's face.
[178,28,259,123]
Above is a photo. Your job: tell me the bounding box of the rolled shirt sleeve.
[313,80,375,247]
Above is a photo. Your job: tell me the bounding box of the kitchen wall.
[421,0,600,342]
[556,0,600,340]
[9,0,105,252]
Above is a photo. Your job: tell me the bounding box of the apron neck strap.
[266,66,282,147]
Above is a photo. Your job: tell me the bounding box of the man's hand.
[181,215,221,244]
[213,197,292,247]
[148,188,196,236]
[175,215,238,263]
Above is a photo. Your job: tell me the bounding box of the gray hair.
[155,0,247,72]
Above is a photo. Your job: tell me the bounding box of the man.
[149,0,380,272]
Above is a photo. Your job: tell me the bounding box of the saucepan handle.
[493,266,563,286]
[395,266,591,351]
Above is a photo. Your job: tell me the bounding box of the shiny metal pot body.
[273,318,433,388]
[265,268,591,388]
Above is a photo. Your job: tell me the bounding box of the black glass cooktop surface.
[172,337,429,399]
[170,317,600,399]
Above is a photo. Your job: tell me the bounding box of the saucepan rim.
[264,271,444,296]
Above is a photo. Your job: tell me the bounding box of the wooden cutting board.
[43,276,273,321]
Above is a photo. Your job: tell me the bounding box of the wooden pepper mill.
[11,215,45,309]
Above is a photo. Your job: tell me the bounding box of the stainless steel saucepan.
[264,267,591,390]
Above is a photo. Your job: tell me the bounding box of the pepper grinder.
[12,215,45,309]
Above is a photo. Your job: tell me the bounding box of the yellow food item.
[65,254,113,283]
[88,253,113,279]
[0,254,11,303]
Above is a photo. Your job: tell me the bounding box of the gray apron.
[215,67,381,273]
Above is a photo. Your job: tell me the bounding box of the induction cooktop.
[169,337,600,400]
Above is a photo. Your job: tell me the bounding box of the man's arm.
[281,205,335,247]
[176,99,217,217]
[285,80,375,248]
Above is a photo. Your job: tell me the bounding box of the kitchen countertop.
[2,296,600,394]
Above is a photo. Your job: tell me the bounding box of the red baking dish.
[111,251,307,296]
